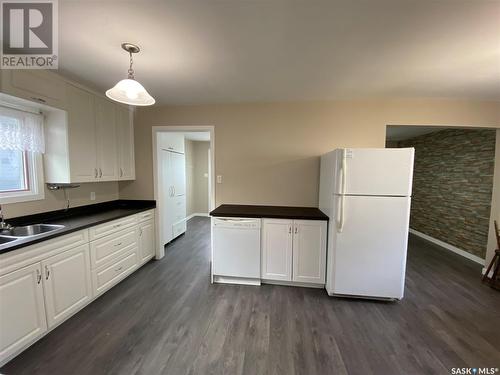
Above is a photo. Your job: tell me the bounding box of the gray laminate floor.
[2,216,500,375]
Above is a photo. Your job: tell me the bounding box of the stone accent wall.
[398,129,496,258]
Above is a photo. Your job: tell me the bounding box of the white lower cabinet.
[139,219,155,265]
[292,220,327,284]
[0,209,155,366]
[261,219,293,281]
[0,263,47,363]
[41,244,92,328]
[261,219,327,285]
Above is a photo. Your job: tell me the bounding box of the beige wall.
[486,129,500,268]
[192,141,210,214]
[119,98,500,208]
[3,182,119,218]
[185,140,210,216]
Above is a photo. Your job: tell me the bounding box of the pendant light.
[106,43,155,106]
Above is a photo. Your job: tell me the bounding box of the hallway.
[3,217,500,375]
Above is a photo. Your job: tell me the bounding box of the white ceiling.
[59,0,500,105]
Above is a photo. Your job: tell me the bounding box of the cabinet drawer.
[89,215,138,241]
[92,250,138,297]
[138,209,155,223]
[90,229,137,269]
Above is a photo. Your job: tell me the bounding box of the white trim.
[213,275,261,286]
[186,213,210,221]
[0,151,45,204]
[261,279,325,289]
[409,229,485,265]
[152,125,215,260]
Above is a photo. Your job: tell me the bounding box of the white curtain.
[0,106,45,153]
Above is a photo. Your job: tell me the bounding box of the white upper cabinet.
[43,76,135,183]
[116,106,135,180]
[1,70,67,109]
[95,96,118,181]
[66,84,98,182]
[158,132,185,154]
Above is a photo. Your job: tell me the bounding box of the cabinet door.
[95,97,118,180]
[116,106,135,180]
[1,70,67,109]
[160,150,174,244]
[0,263,47,363]
[41,244,92,328]
[171,152,186,197]
[139,220,155,264]
[292,220,327,284]
[67,84,98,182]
[158,133,185,154]
[261,219,293,281]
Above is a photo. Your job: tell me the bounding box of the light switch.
[216,175,222,184]
[90,192,96,201]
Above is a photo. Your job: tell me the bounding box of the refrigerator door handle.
[338,194,345,233]
[342,149,347,195]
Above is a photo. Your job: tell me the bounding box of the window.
[0,105,45,204]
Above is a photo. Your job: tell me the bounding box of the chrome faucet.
[0,205,13,231]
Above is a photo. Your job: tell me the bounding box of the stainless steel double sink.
[0,224,66,249]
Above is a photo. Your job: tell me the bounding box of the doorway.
[152,126,215,259]
[385,125,497,271]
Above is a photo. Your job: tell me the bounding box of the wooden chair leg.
[482,253,498,283]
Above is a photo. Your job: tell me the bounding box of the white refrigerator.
[319,148,415,300]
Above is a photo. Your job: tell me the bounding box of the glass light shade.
[105,78,155,106]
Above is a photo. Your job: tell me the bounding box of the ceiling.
[59,0,500,105]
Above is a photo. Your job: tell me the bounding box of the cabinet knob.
[94,168,98,178]
[36,269,42,284]
[120,168,123,177]
[99,168,103,178]
[294,227,298,234]
[45,265,50,280]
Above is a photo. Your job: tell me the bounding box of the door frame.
[152,125,215,259]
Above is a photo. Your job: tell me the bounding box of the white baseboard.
[186,213,210,221]
[409,229,485,266]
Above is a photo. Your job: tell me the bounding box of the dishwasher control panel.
[212,217,261,229]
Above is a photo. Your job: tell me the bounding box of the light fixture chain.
[128,51,135,79]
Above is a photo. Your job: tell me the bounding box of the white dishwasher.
[212,217,261,285]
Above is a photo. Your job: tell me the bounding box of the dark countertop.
[210,204,329,221]
[0,200,156,254]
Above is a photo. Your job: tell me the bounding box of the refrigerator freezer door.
[334,148,414,197]
[327,195,411,299]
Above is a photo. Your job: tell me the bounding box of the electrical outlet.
[216,175,222,184]
[90,192,96,201]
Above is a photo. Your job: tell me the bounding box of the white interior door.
[335,148,414,196]
[261,219,293,281]
[330,195,411,299]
